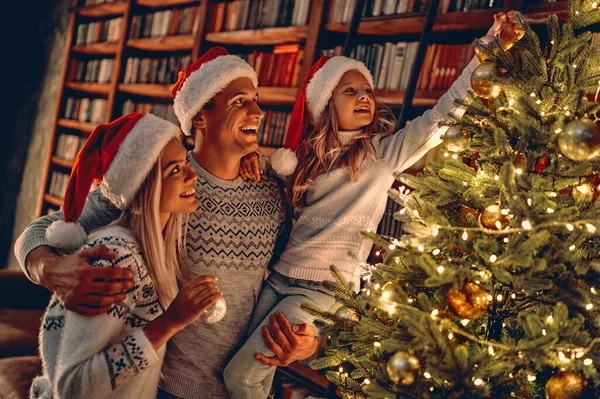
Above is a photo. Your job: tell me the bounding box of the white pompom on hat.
[46,113,181,252]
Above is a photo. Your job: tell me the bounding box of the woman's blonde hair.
[290,96,396,208]
[117,159,188,306]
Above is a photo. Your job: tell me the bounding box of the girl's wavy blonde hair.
[290,96,397,208]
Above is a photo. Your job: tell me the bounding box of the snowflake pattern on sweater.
[31,227,166,399]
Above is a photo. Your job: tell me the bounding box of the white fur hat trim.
[101,114,181,210]
[173,55,258,136]
[46,220,87,252]
[271,148,298,177]
[306,56,374,122]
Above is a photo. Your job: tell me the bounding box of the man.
[15,47,316,398]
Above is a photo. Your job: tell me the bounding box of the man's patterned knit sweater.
[15,152,288,398]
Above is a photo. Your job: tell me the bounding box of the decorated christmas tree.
[306,1,600,398]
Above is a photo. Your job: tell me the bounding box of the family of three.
[14,12,520,399]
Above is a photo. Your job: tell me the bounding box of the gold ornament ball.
[443,126,470,152]
[479,204,508,230]
[386,351,420,385]
[334,305,360,322]
[545,371,588,399]
[471,62,502,99]
[447,282,490,320]
[558,119,600,162]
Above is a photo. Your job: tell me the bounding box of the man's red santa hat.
[172,46,259,136]
[46,113,181,251]
[271,56,374,176]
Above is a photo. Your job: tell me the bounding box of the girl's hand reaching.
[240,152,263,182]
[487,11,525,49]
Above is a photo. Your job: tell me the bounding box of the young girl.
[30,113,222,399]
[227,13,521,399]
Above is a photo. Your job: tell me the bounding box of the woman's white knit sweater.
[30,226,166,399]
[273,57,479,289]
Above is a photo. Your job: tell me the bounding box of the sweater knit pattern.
[31,226,165,399]
[273,57,480,289]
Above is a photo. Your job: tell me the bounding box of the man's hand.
[239,152,263,182]
[255,311,318,367]
[27,245,133,316]
[487,11,525,49]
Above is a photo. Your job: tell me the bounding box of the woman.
[31,113,221,399]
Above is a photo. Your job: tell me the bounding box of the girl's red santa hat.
[172,46,258,136]
[46,113,181,251]
[271,56,374,176]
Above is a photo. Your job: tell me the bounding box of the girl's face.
[331,70,375,131]
[159,137,198,214]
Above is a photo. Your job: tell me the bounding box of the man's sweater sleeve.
[53,244,161,397]
[14,188,121,276]
[374,57,480,174]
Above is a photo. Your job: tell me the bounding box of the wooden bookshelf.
[71,42,120,55]
[43,193,63,208]
[57,118,97,133]
[127,35,195,51]
[77,2,128,17]
[205,26,310,45]
[64,81,111,95]
[137,0,199,7]
[51,156,74,169]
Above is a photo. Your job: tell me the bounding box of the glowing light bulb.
[462,231,468,241]
[437,266,445,274]
[566,224,574,231]
[522,220,532,230]
[490,255,497,263]
[474,378,483,386]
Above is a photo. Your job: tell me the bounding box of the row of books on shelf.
[416,43,473,91]
[122,100,178,124]
[48,171,70,200]
[75,18,123,46]
[67,58,114,84]
[324,41,474,92]
[129,7,200,39]
[323,42,419,91]
[55,134,87,163]
[237,44,303,88]
[64,97,107,124]
[257,111,291,147]
[330,0,430,23]
[439,0,504,13]
[79,0,122,5]
[123,55,192,85]
[206,0,310,32]
[378,197,402,238]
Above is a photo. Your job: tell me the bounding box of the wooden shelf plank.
[71,42,119,55]
[326,14,426,35]
[119,83,172,98]
[44,193,64,207]
[205,26,309,45]
[127,35,195,51]
[64,81,111,95]
[375,89,443,107]
[136,0,200,7]
[57,119,97,133]
[77,2,128,18]
[119,83,298,105]
[51,156,74,169]
[326,5,570,36]
[434,9,500,32]
[257,87,298,106]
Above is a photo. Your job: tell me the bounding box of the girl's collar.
[338,129,364,146]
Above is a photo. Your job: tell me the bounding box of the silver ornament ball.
[386,351,420,385]
[334,305,360,322]
[443,126,470,152]
[201,296,227,324]
[558,119,600,162]
[471,62,502,99]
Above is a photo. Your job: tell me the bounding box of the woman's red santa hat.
[271,56,374,176]
[46,113,181,251]
[172,46,258,136]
